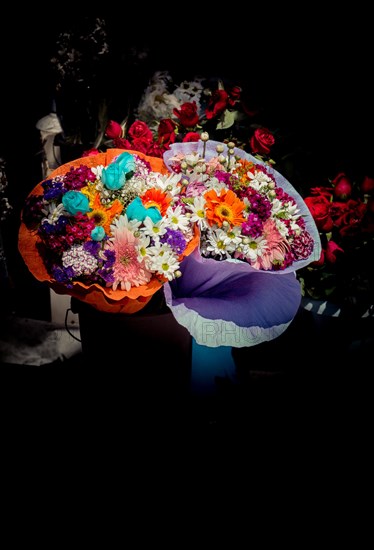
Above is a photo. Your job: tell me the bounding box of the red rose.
[310,249,325,267]
[128,120,153,141]
[310,186,334,199]
[105,120,123,139]
[113,137,131,149]
[130,137,154,155]
[333,199,367,237]
[146,142,164,158]
[82,148,100,157]
[250,127,275,156]
[157,118,177,149]
[332,172,352,200]
[173,102,199,128]
[325,240,344,263]
[304,195,334,232]
[361,175,374,195]
[205,90,229,120]
[182,132,201,143]
[228,85,241,106]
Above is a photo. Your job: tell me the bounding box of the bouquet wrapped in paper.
[19,149,199,314]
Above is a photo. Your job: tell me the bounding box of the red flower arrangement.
[297,171,374,314]
[92,74,274,162]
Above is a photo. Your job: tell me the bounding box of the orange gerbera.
[87,193,123,234]
[141,188,171,216]
[204,188,246,227]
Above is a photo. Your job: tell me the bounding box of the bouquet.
[160,139,321,347]
[164,139,320,272]
[19,149,198,314]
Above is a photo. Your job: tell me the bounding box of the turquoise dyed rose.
[62,191,91,215]
[126,196,162,223]
[102,152,135,191]
[91,226,106,241]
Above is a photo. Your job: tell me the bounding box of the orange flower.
[141,188,171,216]
[232,159,255,186]
[204,188,246,227]
[87,193,123,234]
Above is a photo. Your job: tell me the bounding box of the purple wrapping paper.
[164,248,301,348]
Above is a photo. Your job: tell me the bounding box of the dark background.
[0,11,373,318]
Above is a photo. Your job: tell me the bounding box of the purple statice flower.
[97,249,115,284]
[241,213,264,238]
[51,265,75,287]
[38,217,68,238]
[160,228,187,255]
[84,240,101,255]
[42,178,65,201]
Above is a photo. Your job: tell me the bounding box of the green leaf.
[216,110,237,130]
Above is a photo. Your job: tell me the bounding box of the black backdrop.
[0,11,372,317]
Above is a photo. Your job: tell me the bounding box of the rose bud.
[332,172,352,200]
[105,120,123,139]
[361,175,374,195]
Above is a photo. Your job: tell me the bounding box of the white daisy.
[188,196,209,230]
[165,204,190,233]
[240,236,269,262]
[146,248,181,281]
[141,216,168,240]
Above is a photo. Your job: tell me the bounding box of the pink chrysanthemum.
[253,219,289,270]
[105,226,152,291]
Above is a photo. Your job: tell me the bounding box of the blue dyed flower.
[91,226,106,241]
[101,152,135,190]
[62,190,91,215]
[126,196,162,223]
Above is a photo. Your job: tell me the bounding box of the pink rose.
[105,120,123,139]
[173,102,199,128]
[250,127,275,155]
